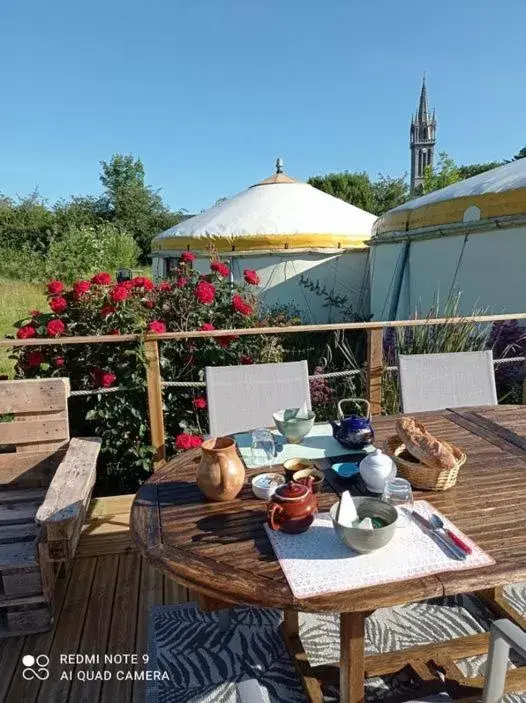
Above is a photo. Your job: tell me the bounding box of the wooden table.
[131,406,526,703]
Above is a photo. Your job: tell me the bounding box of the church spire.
[409,74,437,193]
[417,74,429,122]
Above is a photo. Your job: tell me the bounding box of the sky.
[1,0,525,213]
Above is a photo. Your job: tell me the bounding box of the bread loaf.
[395,417,457,470]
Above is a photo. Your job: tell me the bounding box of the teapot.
[267,480,317,534]
[330,399,374,450]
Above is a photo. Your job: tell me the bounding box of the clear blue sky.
[1,0,524,213]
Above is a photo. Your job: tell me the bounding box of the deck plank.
[133,557,164,702]
[68,554,120,703]
[36,557,97,703]
[99,552,142,703]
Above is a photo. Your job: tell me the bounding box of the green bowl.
[329,497,398,554]
[273,408,315,444]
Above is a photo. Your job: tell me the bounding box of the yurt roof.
[153,162,377,253]
[373,158,526,239]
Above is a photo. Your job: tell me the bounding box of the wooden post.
[144,339,166,469]
[366,327,383,415]
[340,611,366,703]
[522,360,526,405]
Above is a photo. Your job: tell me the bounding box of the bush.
[10,257,291,494]
[45,223,139,283]
[0,247,44,282]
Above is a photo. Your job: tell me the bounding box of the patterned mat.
[147,591,526,702]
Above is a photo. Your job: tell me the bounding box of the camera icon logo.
[22,654,50,680]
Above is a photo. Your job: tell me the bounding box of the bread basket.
[383,435,466,491]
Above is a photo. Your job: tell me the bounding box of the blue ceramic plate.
[331,461,360,478]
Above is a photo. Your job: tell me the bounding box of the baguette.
[395,417,457,470]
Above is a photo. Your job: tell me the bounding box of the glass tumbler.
[251,428,276,469]
[381,477,414,527]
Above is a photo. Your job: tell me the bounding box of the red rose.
[176,277,188,288]
[175,432,203,450]
[195,280,216,305]
[159,282,172,292]
[180,252,196,264]
[243,269,260,285]
[47,319,66,337]
[240,355,254,365]
[30,309,41,317]
[143,300,154,309]
[27,351,44,368]
[17,325,36,339]
[217,335,238,348]
[109,329,121,335]
[193,397,207,410]
[47,280,64,295]
[93,369,117,388]
[91,272,112,285]
[131,276,154,291]
[110,285,130,303]
[55,356,65,366]
[100,305,116,318]
[149,321,166,334]
[232,294,253,316]
[49,296,67,313]
[73,280,91,297]
[200,322,215,331]
[210,261,230,277]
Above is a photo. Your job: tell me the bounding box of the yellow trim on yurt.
[374,187,526,237]
[152,234,370,252]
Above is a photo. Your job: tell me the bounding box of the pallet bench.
[0,378,100,636]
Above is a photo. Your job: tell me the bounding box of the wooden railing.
[2,311,526,468]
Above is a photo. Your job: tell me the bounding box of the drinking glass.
[381,477,414,527]
[251,428,276,469]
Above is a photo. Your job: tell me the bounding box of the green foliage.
[45,224,139,283]
[513,146,526,160]
[308,171,409,215]
[0,191,56,254]
[457,162,503,179]
[422,151,461,194]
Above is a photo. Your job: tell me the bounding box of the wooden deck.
[0,494,187,703]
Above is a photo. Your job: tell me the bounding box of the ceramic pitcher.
[197,437,245,501]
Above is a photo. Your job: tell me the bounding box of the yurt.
[369,158,526,320]
[152,161,377,323]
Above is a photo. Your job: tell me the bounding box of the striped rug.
[147,589,526,702]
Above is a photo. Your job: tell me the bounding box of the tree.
[457,162,503,179]
[513,146,526,160]
[421,151,461,195]
[0,190,56,254]
[308,172,376,212]
[371,174,409,215]
[99,154,185,262]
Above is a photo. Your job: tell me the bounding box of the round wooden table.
[130,443,450,703]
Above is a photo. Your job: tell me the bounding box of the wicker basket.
[383,435,466,491]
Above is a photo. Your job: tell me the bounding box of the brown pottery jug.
[267,479,317,534]
[197,437,245,501]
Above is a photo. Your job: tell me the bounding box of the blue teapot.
[330,399,374,450]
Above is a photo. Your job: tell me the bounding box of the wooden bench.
[0,378,100,636]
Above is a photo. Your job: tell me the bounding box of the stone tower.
[410,76,436,193]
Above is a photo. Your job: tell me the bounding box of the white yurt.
[369,158,526,320]
[152,160,377,323]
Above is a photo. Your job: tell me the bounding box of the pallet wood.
[144,339,166,469]
[0,449,65,488]
[366,327,383,416]
[0,378,70,414]
[36,437,100,560]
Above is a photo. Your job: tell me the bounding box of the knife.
[410,510,466,561]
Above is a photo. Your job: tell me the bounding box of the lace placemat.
[235,423,375,469]
[265,500,495,599]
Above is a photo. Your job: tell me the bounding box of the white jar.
[359,449,396,493]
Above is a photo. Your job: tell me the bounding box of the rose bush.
[11,256,289,494]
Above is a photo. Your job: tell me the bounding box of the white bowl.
[251,473,285,500]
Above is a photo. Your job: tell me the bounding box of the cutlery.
[429,514,472,555]
[410,510,466,560]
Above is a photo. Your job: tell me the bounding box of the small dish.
[251,473,285,500]
[329,497,398,553]
[331,461,360,479]
[283,458,314,482]
[292,467,324,494]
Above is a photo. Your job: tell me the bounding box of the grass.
[0,278,48,377]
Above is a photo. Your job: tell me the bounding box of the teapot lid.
[274,481,310,501]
